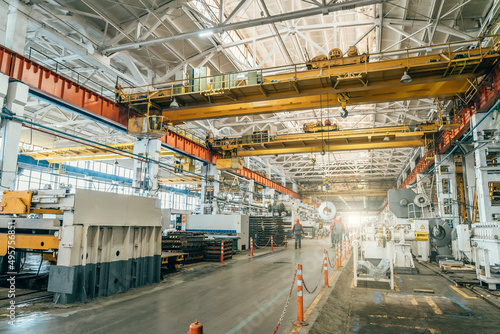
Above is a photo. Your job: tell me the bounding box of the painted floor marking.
[449,285,477,299]
[409,295,419,306]
[425,296,443,315]
[447,296,472,311]
[369,322,440,334]
[374,291,382,305]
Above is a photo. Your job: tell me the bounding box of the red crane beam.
[0,45,300,198]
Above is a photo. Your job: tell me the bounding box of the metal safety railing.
[116,36,500,104]
[27,47,116,98]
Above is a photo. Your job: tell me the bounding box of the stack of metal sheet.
[162,231,206,262]
[249,216,286,247]
[204,239,233,262]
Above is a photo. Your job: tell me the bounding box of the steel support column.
[201,163,220,214]
[0,76,29,194]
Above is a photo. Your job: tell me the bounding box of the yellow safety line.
[370,322,440,334]
[289,258,347,334]
[424,296,443,315]
[449,285,478,299]
[409,295,419,306]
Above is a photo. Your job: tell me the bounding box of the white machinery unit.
[471,222,500,289]
[468,112,500,289]
[161,208,191,232]
[393,218,430,263]
[452,224,472,261]
[353,239,395,290]
[411,219,430,262]
[0,188,162,304]
[186,214,249,250]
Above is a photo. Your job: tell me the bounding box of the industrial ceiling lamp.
[170,97,179,108]
[400,69,412,83]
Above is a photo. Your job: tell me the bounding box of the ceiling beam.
[102,0,386,54]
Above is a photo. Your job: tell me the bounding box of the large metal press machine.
[0,188,162,303]
[185,214,249,250]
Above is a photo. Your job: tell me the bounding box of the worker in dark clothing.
[330,217,343,248]
[292,219,305,249]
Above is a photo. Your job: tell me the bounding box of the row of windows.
[15,167,199,211]
[65,160,133,179]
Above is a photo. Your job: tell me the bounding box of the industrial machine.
[161,208,191,232]
[186,214,249,251]
[387,189,431,265]
[468,112,500,289]
[0,188,162,304]
[354,224,395,289]
[471,222,500,289]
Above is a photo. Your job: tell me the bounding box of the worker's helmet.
[295,218,299,223]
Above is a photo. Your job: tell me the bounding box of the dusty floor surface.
[309,259,500,334]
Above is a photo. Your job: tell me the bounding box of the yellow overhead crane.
[21,142,174,162]
[115,39,500,123]
[206,122,459,158]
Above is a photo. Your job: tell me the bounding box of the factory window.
[106,163,113,174]
[14,163,197,212]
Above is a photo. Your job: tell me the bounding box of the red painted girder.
[233,167,301,199]
[0,45,302,197]
[400,61,500,188]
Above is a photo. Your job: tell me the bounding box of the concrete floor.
[5,239,497,334]
[309,259,500,334]
[0,237,337,334]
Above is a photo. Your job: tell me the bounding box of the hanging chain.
[326,250,336,269]
[272,268,298,334]
[302,263,324,294]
